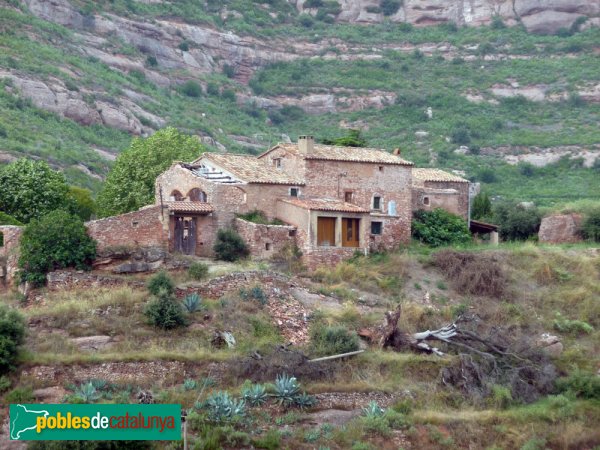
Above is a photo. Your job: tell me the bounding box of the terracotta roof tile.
[166,201,214,213]
[279,198,369,213]
[413,168,469,183]
[272,143,413,166]
[196,153,304,185]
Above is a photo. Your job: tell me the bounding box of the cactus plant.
[75,382,101,403]
[182,293,202,313]
[274,374,300,407]
[242,383,268,407]
[362,400,385,418]
[205,391,245,422]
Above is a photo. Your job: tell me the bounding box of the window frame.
[370,221,383,235]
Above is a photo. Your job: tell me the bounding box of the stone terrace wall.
[234,218,296,260]
[302,247,360,271]
[0,225,23,287]
[46,269,290,299]
[86,205,166,251]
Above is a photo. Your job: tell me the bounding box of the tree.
[96,127,204,217]
[18,210,97,286]
[581,208,600,242]
[0,159,71,223]
[68,186,96,221]
[322,129,368,147]
[471,192,492,221]
[0,304,25,375]
[144,272,187,330]
[493,202,541,241]
[412,209,471,247]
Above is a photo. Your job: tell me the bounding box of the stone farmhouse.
[0,136,470,286]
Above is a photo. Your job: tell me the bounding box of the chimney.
[298,135,314,154]
[393,148,401,156]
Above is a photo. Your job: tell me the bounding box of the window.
[188,188,207,202]
[344,191,353,203]
[265,243,271,251]
[273,158,282,168]
[290,187,299,197]
[170,190,183,201]
[289,230,296,237]
[132,221,139,227]
[371,221,382,235]
[423,196,430,205]
[0,231,4,247]
[317,217,336,246]
[378,166,384,172]
[372,196,382,210]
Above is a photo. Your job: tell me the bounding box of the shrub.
[556,369,600,400]
[273,374,300,407]
[204,391,246,422]
[581,207,600,242]
[0,211,22,226]
[451,126,471,145]
[309,324,360,357]
[0,305,25,375]
[412,209,471,247]
[221,89,236,102]
[380,0,401,16]
[491,15,506,29]
[188,262,209,280]
[298,13,314,27]
[433,250,507,298]
[145,291,187,329]
[178,41,190,51]
[240,285,268,306]
[222,64,235,78]
[493,202,542,241]
[553,313,593,335]
[213,229,249,262]
[206,82,219,96]
[146,55,158,67]
[18,210,96,286]
[147,271,175,296]
[518,162,536,177]
[180,80,202,97]
[477,168,497,183]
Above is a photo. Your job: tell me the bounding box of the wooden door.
[174,216,197,255]
[342,218,359,247]
[317,217,336,246]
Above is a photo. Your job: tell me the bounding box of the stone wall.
[0,225,23,288]
[539,213,583,243]
[234,218,296,259]
[86,205,166,251]
[302,247,361,271]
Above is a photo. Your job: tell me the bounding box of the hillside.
[1,245,599,448]
[0,0,599,203]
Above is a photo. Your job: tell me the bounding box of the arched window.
[170,190,183,201]
[188,188,207,202]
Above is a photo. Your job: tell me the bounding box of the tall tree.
[471,192,492,220]
[322,129,368,147]
[96,127,204,217]
[0,159,71,223]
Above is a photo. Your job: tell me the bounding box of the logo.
[10,404,181,441]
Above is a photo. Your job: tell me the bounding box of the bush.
[309,324,360,357]
[556,369,600,400]
[451,126,471,145]
[222,64,235,78]
[493,202,542,241]
[412,209,471,247]
[145,291,187,330]
[298,13,314,27]
[178,41,190,51]
[206,82,219,96]
[213,229,249,262]
[0,211,22,226]
[471,192,492,220]
[0,305,26,374]
[18,210,97,286]
[180,80,202,97]
[188,262,209,280]
[491,15,506,29]
[581,208,600,242]
[477,168,497,183]
[553,313,593,335]
[147,271,175,296]
[380,0,401,16]
[145,55,158,67]
[433,250,507,298]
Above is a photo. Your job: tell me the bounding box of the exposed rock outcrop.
[538,213,583,243]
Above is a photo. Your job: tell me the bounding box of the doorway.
[342,218,359,247]
[173,216,197,255]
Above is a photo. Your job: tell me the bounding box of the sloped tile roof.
[166,201,214,213]
[279,198,369,213]
[413,168,469,183]
[273,143,413,166]
[197,153,304,185]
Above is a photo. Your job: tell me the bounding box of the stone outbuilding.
[411,168,470,219]
[538,213,583,243]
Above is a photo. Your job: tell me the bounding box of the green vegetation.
[471,192,492,221]
[0,159,71,223]
[18,210,97,286]
[237,210,285,225]
[146,271,175,296]
[309,324,360,356]
[188,261,209,281]
[581,207,600,241]
[493,202,542,241]
[0,304,25,375]
[412,209,471,247]
[213,228,250,262]
[0,212,22,226]
[97,127,204,216]
[144,288,187,330]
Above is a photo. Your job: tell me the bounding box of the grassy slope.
[0,3,599,206]
[2,245,599,448]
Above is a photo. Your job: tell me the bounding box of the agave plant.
[274,374,300,407]
[362,400,385,418]
[75,382,101,403]
[242,383,268,407]
[182,293,202,313]
[294,392,317,409]
[183,378,198,391]
[205,391,245,422]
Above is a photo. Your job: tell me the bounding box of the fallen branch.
[308,350,365,363]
